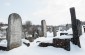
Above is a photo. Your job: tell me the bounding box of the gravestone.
[70,7,81,47]
[66,24,70,31]
[53,27,57,37]
[32,31,38,39]
[7,13,22,50]
[37,30,43,37]
[37,28,43,37]
[41,20,47,37]
[53,38,70,51]
[76,19,82,36]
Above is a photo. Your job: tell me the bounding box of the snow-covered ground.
[0,28,85,55]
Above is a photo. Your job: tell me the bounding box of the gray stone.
[53,27,57,37]
[76,19,82,36]
[37,29,43,37]
[41,20,47,37]
[70,7,81,47]
[32,31,38,39]
[7,13,22,50]
[22,32,25,39]
[70,7,78,38]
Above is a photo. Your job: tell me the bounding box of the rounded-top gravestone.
[41,20,47,37]
[7,13,22,50]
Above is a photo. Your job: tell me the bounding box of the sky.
[0,0,85,25]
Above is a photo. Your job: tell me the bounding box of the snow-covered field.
[0,28,85,55]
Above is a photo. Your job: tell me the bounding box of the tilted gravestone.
[41,20,47,37]
[76,19,82,36]
[70,7,81,47]
[53,27,57,37]
[7,13,22,50]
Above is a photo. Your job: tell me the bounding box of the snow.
[1,26,8,29]
[55,35,73,39]
[0,29,85,55]
[47,32,53,37]
[34,37,53,43]
[67,28,73,34]
[57,28,73,35]
[0,40,7,47]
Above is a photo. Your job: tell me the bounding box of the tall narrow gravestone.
[53,27,57,37]
[41,20,47,37]
[76,19,82,36]
[7,13,22,50]
[70,7,81,47]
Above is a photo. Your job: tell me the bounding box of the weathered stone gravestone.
[37,27,43,37]
[37,30,43,37]
[66,24,70,31]
[76,19,82,36]
[41,20,47,37]
[70,7,81,47]
[53,38,70,51]
[7,13,22,50]
[53,27,57,37]
[32,31,38,39]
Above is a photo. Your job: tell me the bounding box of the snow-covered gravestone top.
[7,13,22,50]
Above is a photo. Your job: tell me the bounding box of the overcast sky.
[0,0,85,25]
